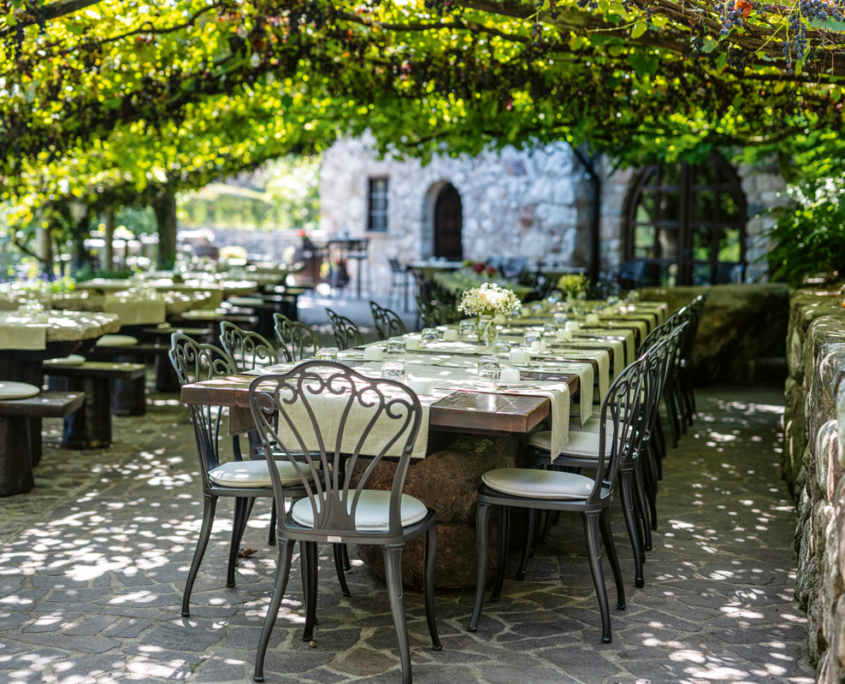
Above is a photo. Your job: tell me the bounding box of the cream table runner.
[229,358,571,461]
[0,313,47,350]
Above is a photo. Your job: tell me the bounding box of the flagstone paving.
[0,385,814,684]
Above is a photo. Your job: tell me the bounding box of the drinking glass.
[553,312,567,329]
[381,362,406,383]
[386,337,406,355]
[315,347,339,361]
[492,340,512,356]
[421,328,439,346]
[477,355,501,381]
[523,330,541,348]
[543,322,556,335]
[459,319,476,337]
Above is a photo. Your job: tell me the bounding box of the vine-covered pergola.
[3,0,845,265]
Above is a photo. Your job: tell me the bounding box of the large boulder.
[638,284,789,385]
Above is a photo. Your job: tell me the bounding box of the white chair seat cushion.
[96,334,138,347]
[208,460,309,488]
[291,490,428,531]
[482,468,594,500]
[529,430,612,459]
[229,297,264,307]
[44,354,86,366]
[0,382,40,400]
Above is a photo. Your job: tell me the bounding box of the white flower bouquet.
[457,282,521,318]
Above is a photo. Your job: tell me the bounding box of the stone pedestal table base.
[353,432,526,589]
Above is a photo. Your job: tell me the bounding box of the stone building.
[318,133,788,293]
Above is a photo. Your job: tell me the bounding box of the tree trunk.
[74,207,90,272]
[152,191,177,269]
[104,209,115,273]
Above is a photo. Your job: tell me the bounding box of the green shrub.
[765,178,845,287]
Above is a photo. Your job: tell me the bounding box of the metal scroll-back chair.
[678,291,709,426]
[169,333,313,616]
[325,307,364,350]
[219,321,279,371]
[248,361,441,683]
[469,355,652,643]
[369,300,408,340]
[272,313,322,362]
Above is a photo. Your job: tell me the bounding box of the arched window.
[624,153,747,287]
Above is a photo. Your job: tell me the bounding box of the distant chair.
[325,308,364,350]
[219,321,278,372]
[502,257,527,279]
[273,313,321,362]
[388,258,410,312]
[416,297,441,329]
[369,300,407,341]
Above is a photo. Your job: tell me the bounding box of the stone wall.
[319,137,788,293]
[320,134,590,290]
[638,284,789,384]
[783,288,845,681]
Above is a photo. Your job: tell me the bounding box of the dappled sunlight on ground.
[0,385,813,683]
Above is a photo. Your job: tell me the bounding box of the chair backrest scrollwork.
[326,308,364,350]
[219,321,279,372]
[248,361,423,538]
[369,300,407,340]
[273,313,322,362]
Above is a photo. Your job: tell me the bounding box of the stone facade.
[319,136,788,293]
[319,135,593,289]
[783,287,845,681]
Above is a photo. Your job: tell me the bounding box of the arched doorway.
[623,153,747,287]
[433,183,463,260]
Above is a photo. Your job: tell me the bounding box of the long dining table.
[178,300,669,588]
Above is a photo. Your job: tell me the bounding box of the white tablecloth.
[104,296,167,325]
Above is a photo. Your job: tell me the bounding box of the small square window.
[367,178,389,233]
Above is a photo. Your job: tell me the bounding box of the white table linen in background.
[0,314,46,349]
[104,294,167,325]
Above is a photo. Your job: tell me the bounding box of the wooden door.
[434,184,463,260]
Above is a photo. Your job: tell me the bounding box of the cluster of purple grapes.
[715,0,746,35]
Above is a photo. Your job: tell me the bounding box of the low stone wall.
[638,284,789,385]
[783,288,845,681]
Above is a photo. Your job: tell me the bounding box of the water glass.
[477,355,501,381]
[523,330,541,348]
[492,340,512,356]
[421,328,439,346]
[459,319,476,337]
[315,347,339,361]
[381,362,406,383]
[553,312,567,329]
[386,337,406,355]
[543,322,556,335]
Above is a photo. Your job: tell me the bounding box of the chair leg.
[227,497,250,587]
[383,544,412,684]
[181,494,217,618]
[491,506,510,602]
[582,512,612,643]
[254,539,295,683]
[598,508,626,610]
[303,542,318,642]
[341,544,351,571]
[424,524,442,650]
[640,453,659,534]
[654,412,667,463]
[333,544,350,597]
[468,502,494,631]
[633,464,653,551]
[664,387,680,449]
[539,509,554,545]
[619,471,645,588]
[268,500,276,546]
[674,378,688,435]
[516,509,538,581]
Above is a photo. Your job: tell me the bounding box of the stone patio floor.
[0,384,815,684]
